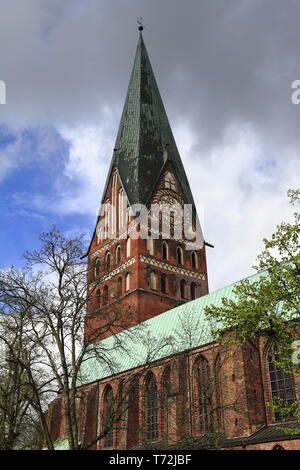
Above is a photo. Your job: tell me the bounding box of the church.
[47,28,300,451]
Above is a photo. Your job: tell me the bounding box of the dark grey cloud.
[0,0,299,150]
[1,0,300,290]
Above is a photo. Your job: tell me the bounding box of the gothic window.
[164,171,176,191]
[94,258,101,278]
[267,345,296,422]
[105,252,111,271]
[162,241,168,260]
[150,271,158,290]
[191,251,198,269]
[145,372,158,440]
[176,246,183,265]
[180,279,187,299]
[191,282,197,300]
[118,189,123,230]
[126,237,131,258]
[162,366,171,440]
[96,289,101,309]
[195,356,211,433]
[104,198,110,239]
[115,245,121,264]
[117,277,122,296]
[125,273,130,292]
[127,376,139,448]
[103,285,108,305]
[103,386,114,447]
[97,227,103,244]
[112,172,118,234]
[161,274,167,294]
[215,354,223,430]
[147,237,154,255]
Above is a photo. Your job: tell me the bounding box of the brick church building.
[47,29,300,450]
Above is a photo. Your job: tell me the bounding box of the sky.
[0,0,299,292]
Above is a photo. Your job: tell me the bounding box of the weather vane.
[137,17,145,31]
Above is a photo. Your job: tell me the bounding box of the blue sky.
[0,0,299,291]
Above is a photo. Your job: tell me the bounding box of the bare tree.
[0,227,174,450]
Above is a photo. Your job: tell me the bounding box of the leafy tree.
[205,189,300,425]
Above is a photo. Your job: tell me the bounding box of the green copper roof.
[102,33,196,208]
[78,271,263,386]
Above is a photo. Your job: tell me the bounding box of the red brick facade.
[47,336,300,449]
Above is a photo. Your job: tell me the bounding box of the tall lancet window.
[145,372,158,440]
[118,188,125,231]
[126,237,131,258]
[112,172,118,235]
[125,273,130,292]
[195,356,211,433]
[150,271,158,290]
[103,386,114,447]
[162,241,168,260]
[176,246,183,265]
[103,285,108,305]
[104,198,110,239]
[267,345,296,422]
[147,237,154,255]
[191,251,198,269]
[115,245,121,264]
[164,171,176,191]
[105,252,111,271]
[162,366,171,440]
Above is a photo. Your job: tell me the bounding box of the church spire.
[102,31,196,210]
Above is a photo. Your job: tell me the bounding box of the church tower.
[85,29,209,341]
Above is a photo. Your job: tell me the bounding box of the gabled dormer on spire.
[102,31,195,210]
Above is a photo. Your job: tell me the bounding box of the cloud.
[0,0,300,290]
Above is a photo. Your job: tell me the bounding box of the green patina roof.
[102,32,195,209]
[78,271,263,386]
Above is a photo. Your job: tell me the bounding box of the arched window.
[145,373,158,440]
[176,246,183,265]
[105,252,111,271]
[147,237,154,255]
[117,277,122,296]
[273,445,285,450]
[162,241,168,260]
[103,285,108,305]
[164,171,176,191]
[94,258,101,278]
[104,198,110,239]
[180,279,187,299]
[150,271,158,290]
[161,274,167,294]
[215,354,223,430]
[103,386,114,447]
[195,356,211,433]
[191,251,198,269]
[112,172,118,235]
[162,366,171,440]
[115,245,121,264]
[118,188,125,230]
[267,345,296,422]
[96,289,101,309]
[125,273,130,292]
[127,376,139,448]
[126,237,131,258]
[191,282,197,300]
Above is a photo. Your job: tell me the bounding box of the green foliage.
[204,189,300,427]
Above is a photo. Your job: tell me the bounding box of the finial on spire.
[137,17,145,31]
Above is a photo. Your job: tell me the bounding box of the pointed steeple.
[103,31,195,210]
